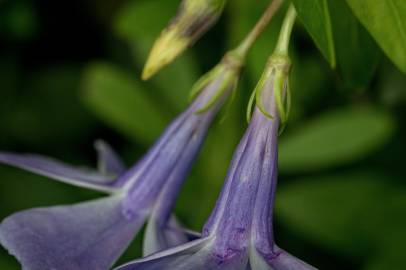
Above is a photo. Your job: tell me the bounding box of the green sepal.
[278,82,292,135]
[195,71,234,114]
[219,79,238,123]
[246,87,257,123]
[274,69,287,123]
[246,69,274,123]
[255,75,275,120]
[189,66,221,102]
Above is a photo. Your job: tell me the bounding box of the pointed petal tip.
[0,151,119,193]
[141,65,155,81]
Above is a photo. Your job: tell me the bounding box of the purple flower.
[0,53,242,270]
[115,55,317,270]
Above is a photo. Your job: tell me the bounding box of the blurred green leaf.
[3,66,95,147]
[279,106,395,173]
[380,64,406,106]
[0,256,18,270]
[329,0,381,88]
[345,0,406,73]
[0,54,19,129]
[0,0,39,41]
[289,54,332,121]
[277,171,406,257]
[81,62,168,144]
[114,0,199,111]
[365,241,406,270]
[293,0,336,67]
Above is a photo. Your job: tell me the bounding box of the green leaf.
[380,64,406,106]
[328,0,381,88]
[277,171,406,257]
[0,0,39,41]
[114,0,199,111]
[279,106,395,172]
[3,65,95,147]
[81,62,168,144]
[289,54,332,121]
[292,0,336,67]
[345,0,406,73]
[365,242,406,270]
[0,257,18,270]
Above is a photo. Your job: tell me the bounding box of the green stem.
[274,4,296,56]
[235,0,284,58]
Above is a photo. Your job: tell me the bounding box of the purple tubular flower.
[115,55,317,270]
[0,53,242,270]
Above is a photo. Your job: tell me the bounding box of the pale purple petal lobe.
[0,195,146,270]
[94,140,126,176]
[115,239,228,270]
[143,216,200,256]
[268,247,317,270]
[0,152,119,193]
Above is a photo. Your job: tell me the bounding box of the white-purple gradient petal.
[115,238,210,270]
[143,216,196,256]
[0,152,119,193]
[95,139,126,176]
[268,247,317,270]
[0,195,146,270]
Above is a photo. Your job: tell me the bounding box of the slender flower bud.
[142,0,226,80]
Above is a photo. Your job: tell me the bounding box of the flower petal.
[269,247,317,270]
[115,238,210,270]
[94,140,126,176]
[0,195,147,270]
[116,238,249,270]
[143,216,200,256]
[0,152,119,193]
[250,246,317,270]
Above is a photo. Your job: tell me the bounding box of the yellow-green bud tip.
[142,0,225,80]
[142,30,189,80]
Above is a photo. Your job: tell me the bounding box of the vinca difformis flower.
[115,55,315,270]
[0,51,243,270]
[142,0,226,79]
[115,6,317,270]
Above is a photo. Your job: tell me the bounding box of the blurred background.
[0,0,405,269]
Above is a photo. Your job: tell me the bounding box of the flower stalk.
[274,4,296,56]
[235,0,284,57]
